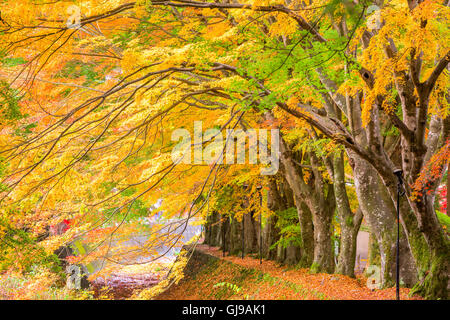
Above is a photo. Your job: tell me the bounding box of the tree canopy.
[0,0,448,300]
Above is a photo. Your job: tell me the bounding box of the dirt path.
[158,244,422,300]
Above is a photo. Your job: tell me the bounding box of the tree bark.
[309,195,335,273]
[243,212,258,254]
[349,151,397,286]
[264,178,283,260]
[333,151,363,277]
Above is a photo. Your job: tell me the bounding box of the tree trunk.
[204,211,220,246]
[377,170,449,298]
[408,201,450,299]
[276,245,286,264]
[447,170,449,216]
[243,212,258,254]
[336,208,363,277]
[296,201,314,267]
[264,178,282,260]
[263,213,280,260]
[333,152,363,277]
[349,151,397,287]
[220,216,231,254]
[284,244,301,265]
[277,135,317,268]
[310,202,335,273]
[228,217,243,256]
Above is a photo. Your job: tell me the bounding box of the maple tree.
[0,0,448,300]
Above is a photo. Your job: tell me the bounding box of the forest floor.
[157,244,423,300]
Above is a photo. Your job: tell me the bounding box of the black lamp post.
[242,217,245,259]
[256,185,262,265]
[222,215,226,257]
[393,169,405,301]
[242,183,248,259]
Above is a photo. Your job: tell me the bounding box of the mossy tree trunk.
[264,178,282,260]
[309,191,336,274]
[349,151,397,287]
[333,151,363,277]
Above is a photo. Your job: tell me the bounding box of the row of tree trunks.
[203,186,418,287]
[204,210,221,246]
[204,212,261,258]
[203,103,421,288]
[268,176,302,266]
[202,185,330,269]
[204,177,303,266]
[203,120,360,275]
[203,150,419,288]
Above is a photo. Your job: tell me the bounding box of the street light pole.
[242,218,245,259]
[394,169,404,301]
[257,185,262,265]
[222,216,225,258]
[242,183,248,259]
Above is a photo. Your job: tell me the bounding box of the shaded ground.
[157,245,422,300]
